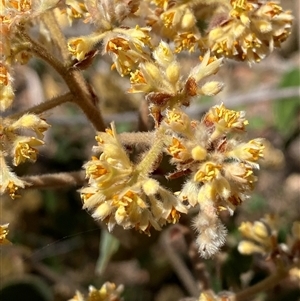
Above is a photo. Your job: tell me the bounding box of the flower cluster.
[81,123,187,235]
[207,0,293,63]
[162,105,264,257]
[129,45,223,124]
[69,282,123,301]
[0,115,50,198]
[238,215,300,259]
[80,103,264,257]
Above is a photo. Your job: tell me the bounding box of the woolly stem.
[41,10,71,62]
[22,171,85,189]
[9,92,73,119]
[135,126,165,176]
[17,29,106,131]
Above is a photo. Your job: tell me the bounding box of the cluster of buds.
[69,282,124,301]
[129,46,223,124]
[207,0,293,63]
[163,104,264,257]
[238,215,300,260]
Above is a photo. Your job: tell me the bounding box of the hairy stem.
[119,131,154,147]
[17,29,106,131]
[135,126,165,175]
[9,92,73,119]
[22,171,85,189]
[41,10,71,62]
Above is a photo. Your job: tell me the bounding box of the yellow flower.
[0,223,10,245]
[175,31,200,53]
[0,154,26,199]
[103,26,151,76]
[166,137,191,162]
[10,114,50,138]
[226,138,265,165]
[204,103,248,139]
[13,137,44,166]
[165,108,193,136]
[68,34,103,61]
[194,162,222,183]
[4,0,31,12]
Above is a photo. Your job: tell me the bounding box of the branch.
[42,10,71,61]
[233,266,290,301]
[160,225,200,297]
[9,92,73,119]
[22,171,86,190]
[17,29,106,131]
[43,87,298,126]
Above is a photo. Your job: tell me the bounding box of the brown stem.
[17,30,106,131]
[42,10,71,61]
[22,171,85,189]
[64,68,106,131]
[9,92,73,119]
[160,225,200,297]
[234,267,289,301]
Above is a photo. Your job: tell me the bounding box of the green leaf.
[273,68,300,138]
[95,230,120,275]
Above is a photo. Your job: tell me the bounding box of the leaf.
[273,68,300,139]
[95,230,120,275]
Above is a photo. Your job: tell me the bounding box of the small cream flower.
[12,136,44,166]
[10,114,50,138]
[0,154,26,199]
[103,26,151,76]
[204,103,248,139]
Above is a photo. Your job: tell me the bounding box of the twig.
[8,92,73,119]
[17,29,106,131]
[160,225,200,297]
[22,171,86,189]
[233,266,290,301]
[39,87,299,127]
